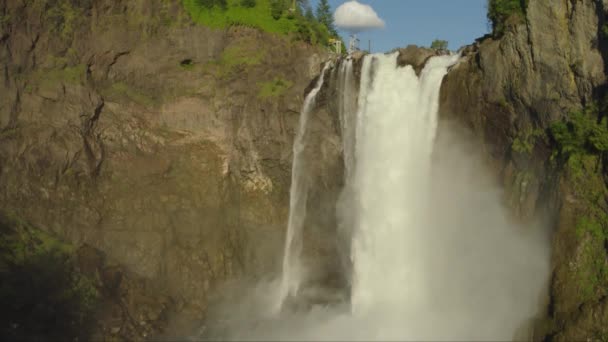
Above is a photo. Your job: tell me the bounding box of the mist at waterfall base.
[201,54,551,341]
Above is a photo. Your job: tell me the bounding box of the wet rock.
[396,45,440,76]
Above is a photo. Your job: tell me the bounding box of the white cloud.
[333,1,385,32]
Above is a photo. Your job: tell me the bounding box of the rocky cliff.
[4,0,608,340]
[0,0,338,339]
[440,0,608,339]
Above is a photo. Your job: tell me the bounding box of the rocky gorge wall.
[0,0,343,339]
[3,0,608,340]
[440,0,608,339]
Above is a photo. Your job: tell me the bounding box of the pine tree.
[430,39,448,50]
[315,0,336,36]
[270,0,285,20]
[296,0,309,12]
[305,5,314,22]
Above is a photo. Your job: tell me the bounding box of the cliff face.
[440,0,608,339]
[4,0,608,339]
[0,0,337,339]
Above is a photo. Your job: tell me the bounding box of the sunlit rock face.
[440,0,608,339]
[0,0,337,338]
[2,0,608,339]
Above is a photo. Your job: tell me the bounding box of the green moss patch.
[221,45,265,68]
[206,44,266,78]
[258,77,292,98]
[512,127,544,154]
[33,64,87,88]
[44,0,87,40]
[0,212,99,341]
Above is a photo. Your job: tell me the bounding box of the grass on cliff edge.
[182,0,331,45]
[258,77,293,98]
[183,0,294,33]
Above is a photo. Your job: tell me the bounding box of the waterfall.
[350,52,460,315]
[338,59,357,180]
[276,62,332,313]
[257,52,548,341]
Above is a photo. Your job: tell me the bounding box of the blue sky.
[310,0,490,52]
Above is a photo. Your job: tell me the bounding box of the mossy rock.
[0,212,99,341]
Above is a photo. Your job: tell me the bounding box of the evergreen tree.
[430,39,448,50]
[296,0,310,12]
[270,0,285,20]
[315,0,336,36]
[305,5,314,22]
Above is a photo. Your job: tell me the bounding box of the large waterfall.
[213,52,549,341]
[350,52,459,315]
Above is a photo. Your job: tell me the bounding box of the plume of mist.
[197,119,551,341]
[334,1,385,32]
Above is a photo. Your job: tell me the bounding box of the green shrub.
[196,0,228,9]
[0,14,10,26]
[511,128,544,154]
[258,77,293,98]
[430,39,448,50]
[550,105,608,160]
[45,0,86,40]
[0,214,98,341]
[240,0,256,8]
[270,0,286,20]
[487,0,527,36]
[181,0,333,46]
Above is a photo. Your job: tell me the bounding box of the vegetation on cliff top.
[487,0,527,37]
[430,39,448,51]
[182,0,336,46]
[0,213,98,341]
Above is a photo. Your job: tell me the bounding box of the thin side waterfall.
[338,59,357,180]
[275,62,332,313]
[350,52,460,316]
[335,59,357,287]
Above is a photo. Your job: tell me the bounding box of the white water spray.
[206,53,550,341]
[351,52,460,315]
[276,62,332,313]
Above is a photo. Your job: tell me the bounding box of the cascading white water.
[234,51,551,341]
[338,59,357,180]
[276,62,332,313]
[351,52,460,315]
